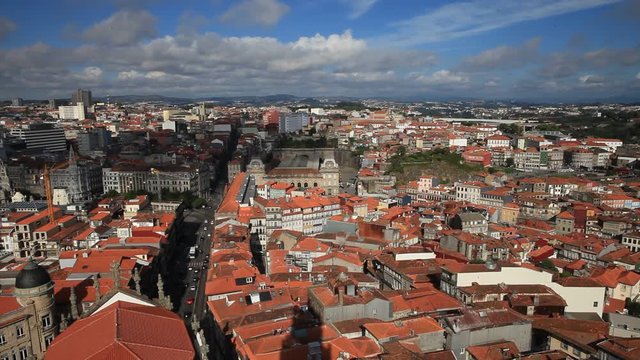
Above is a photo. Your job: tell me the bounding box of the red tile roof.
[0,297,21,315]
[467,340,520,360]
[596,337,640,360]
[363,317,443,341]
[45,301,195,360]
[217,172,247,215]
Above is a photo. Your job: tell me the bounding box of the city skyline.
[1,0,639,101]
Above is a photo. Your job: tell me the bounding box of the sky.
[0,0,639,102]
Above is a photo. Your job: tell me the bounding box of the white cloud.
[82,10,157,46]
[3,11,637,102]
[220,0,289,27]
[584,46,640,67]
[379,0,620,46]
[579,74,605,86]
[269,30,368,71]
[343,0,378,19]
[0,17,16,40]
[333,70,395,82]
[416,70,470,86]
[0,29,440,98]
[76,66,103,81]
[145,71,166,79]
[117,70,142,80]
[460,38,541,71]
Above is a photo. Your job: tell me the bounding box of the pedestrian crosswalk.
[188,260,205,269]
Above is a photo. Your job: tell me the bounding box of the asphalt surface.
[163,182,225,359]
[176,208,214,320]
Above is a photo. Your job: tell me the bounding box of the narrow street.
[161,181,225,359]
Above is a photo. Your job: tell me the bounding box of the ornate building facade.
[247,148,340,195]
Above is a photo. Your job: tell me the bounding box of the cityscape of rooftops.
[0,1,639,360]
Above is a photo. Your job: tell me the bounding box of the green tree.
[506,158,515,167]
[625,298,640,316]
[103,190,119,198]
[192,198,208,208]
[538,259,558,272]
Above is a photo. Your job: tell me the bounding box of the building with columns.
[247,148,340,195]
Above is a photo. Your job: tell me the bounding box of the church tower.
[319,157,339,195]
[247,158,266,184]
[14,260,59,356]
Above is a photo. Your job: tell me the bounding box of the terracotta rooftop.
[596,337,640,360]
[45,301,195,360]
[466,340,520,360]
[533,317,608,354]
[444,308,529,333]
[363,316,443,340]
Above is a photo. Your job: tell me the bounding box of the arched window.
[304,182,309,188]
[297,182,302,188]
[314,182,318,187]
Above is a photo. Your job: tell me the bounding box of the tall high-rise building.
[278,112,309,133]
[11,97,24,106]
[71,88,92,107]
[23,123,67,153]
[262,109,280,127]
[77,128,111,154]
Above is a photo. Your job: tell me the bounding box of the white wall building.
[58,103,85,120]
[440,264,605,316]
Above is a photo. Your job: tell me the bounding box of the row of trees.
[275,135,338,148]
[104,189,208,208]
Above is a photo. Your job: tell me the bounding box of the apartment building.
[255,196,341,236]
[455,181,490,203]
[102,163,209,197]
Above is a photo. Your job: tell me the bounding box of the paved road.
[176,208,214,320]
[159,181,224,357]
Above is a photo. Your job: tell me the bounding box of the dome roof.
[15,260,52,289]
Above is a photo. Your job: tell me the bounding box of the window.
[593,301,599,307]
[0,334,4,345]
[560,342,568,350]
[572,348,580,356]
[45,335,54,347]
[42,314,52,329]
[16,326,24,338]
[0,353,8,360]
[19,347,28,360]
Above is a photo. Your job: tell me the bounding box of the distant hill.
[83,93,640,106]
[196,94,300,105]
[98,94,193,104]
